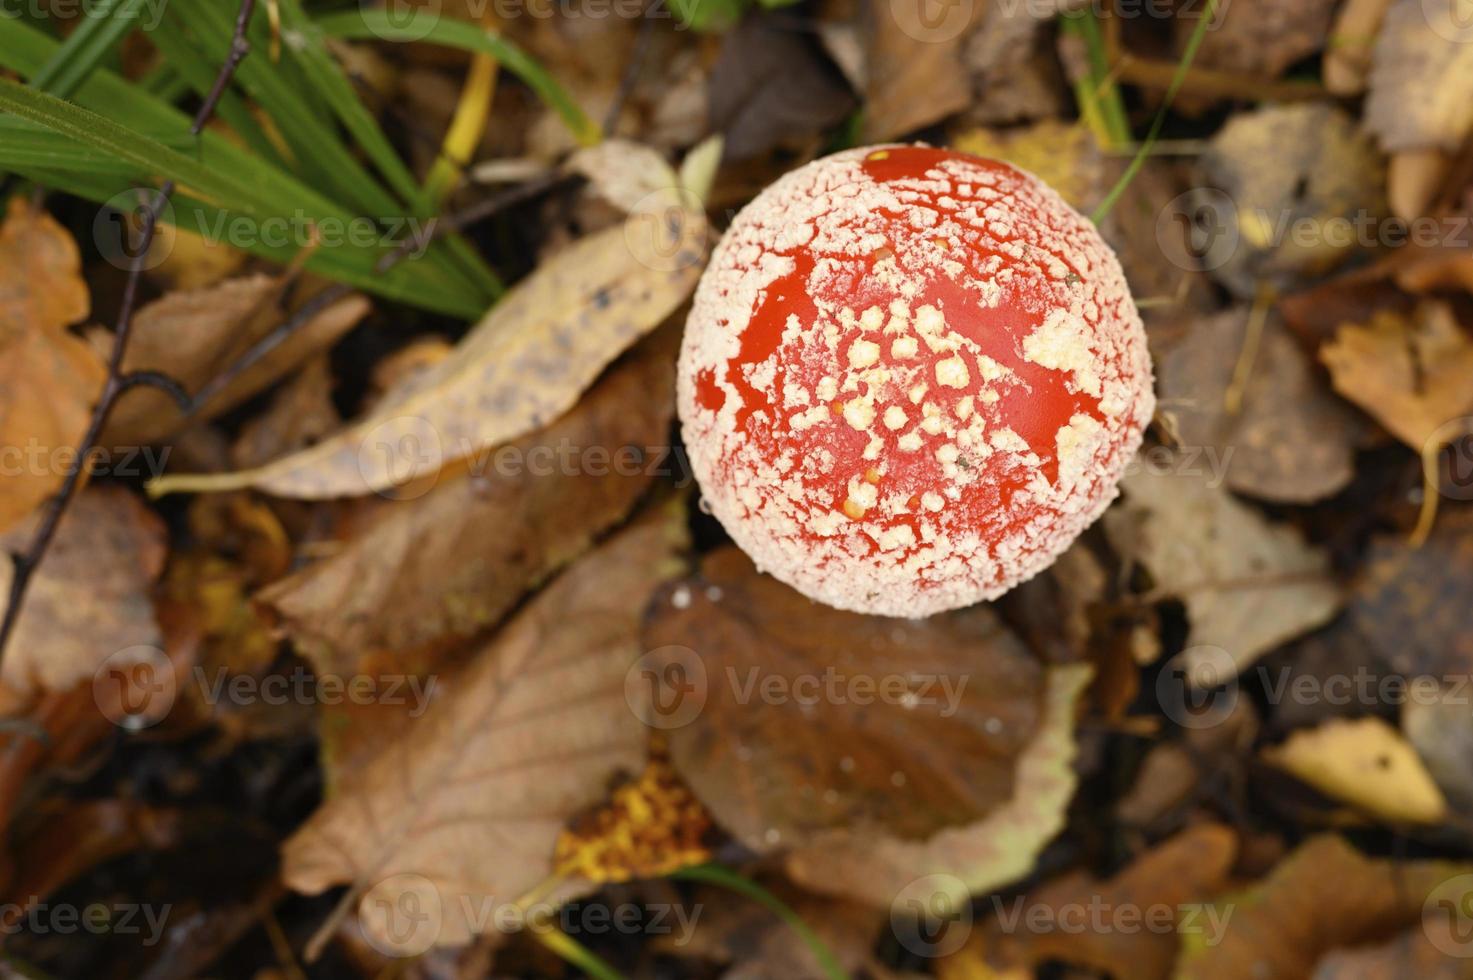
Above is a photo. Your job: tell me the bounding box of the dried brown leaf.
[258,337,677,675]
[1158,308,1358,503]
[0,200,104,534]
[1320,301,1473,451]
[782,664,1091,908]
[642,547,1046,849]
[280,509,688,951]
[1176,835,1473,980]
[1103,461,1342,679]
[0,487,165,697]
[103,275,369,447]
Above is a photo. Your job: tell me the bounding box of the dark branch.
[0,0,258,666]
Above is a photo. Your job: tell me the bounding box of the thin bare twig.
[0,0,258,666]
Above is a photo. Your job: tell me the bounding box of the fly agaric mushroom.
[677,145,1153,617]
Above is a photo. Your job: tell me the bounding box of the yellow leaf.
[1263,715,1448,825]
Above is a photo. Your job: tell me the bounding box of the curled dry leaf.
[280,508,688,952]
[642,547,1046,849]
[0,199,104,535]
[1365,0,1473,153]
[783,664,1091,908]
[0,487,165,697]
[1157,308,1359,503]
[259,336,677,676]
[1176,834,1473,980]
[1103,462,1342,680]
[151,207,706,499]
[1319,301,1473,452]
[102,274,370,448]
[969,824,1239,980]
[1262,715,1449,826]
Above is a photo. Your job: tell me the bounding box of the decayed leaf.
[0,199,105,535]
[280,509,688,950]
[567,139,681,214]
[0,487,165,697]
[259,337,677,675]
[1320,301,1473,451]
[960,0,1064,127]
[783,664,1091,908]
[1177,835,1473,980]
[709,15,858,162]
[1263,716,1448,825]
[965,824,1239,980]
[1365,0,1473,153]
[1193,103,1385,298]
[1103,462,1342,679]
[642,547,1047,849]
[1158,308,1358,503]
[231,356,342,470]
[1346,506,1473,679]
[1178,0,1336,77]
[552,751,712,884]
[151,207,705,499]
[103,275,370,448]
[861,0,971,142]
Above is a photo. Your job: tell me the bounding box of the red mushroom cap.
[678,145,1153,617]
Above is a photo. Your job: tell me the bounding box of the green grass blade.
[671,864,849,980]
[316,9,600,148]
[1091,0,1221,224]
[29,0,145,97]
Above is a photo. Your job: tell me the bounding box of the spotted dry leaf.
[0,199,104,535]
[280,509,687,951]
[1320,301,1473,452]
[1103,461,1341,680]
[0,487,165,697]
[258,337,677,676]
[1177,0,1336,77]
[151,209,706,499]
[1365,0,1473,152]
[1158,308,1359,503]
[642,547,1046,851]
[1176,835,1473,980]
